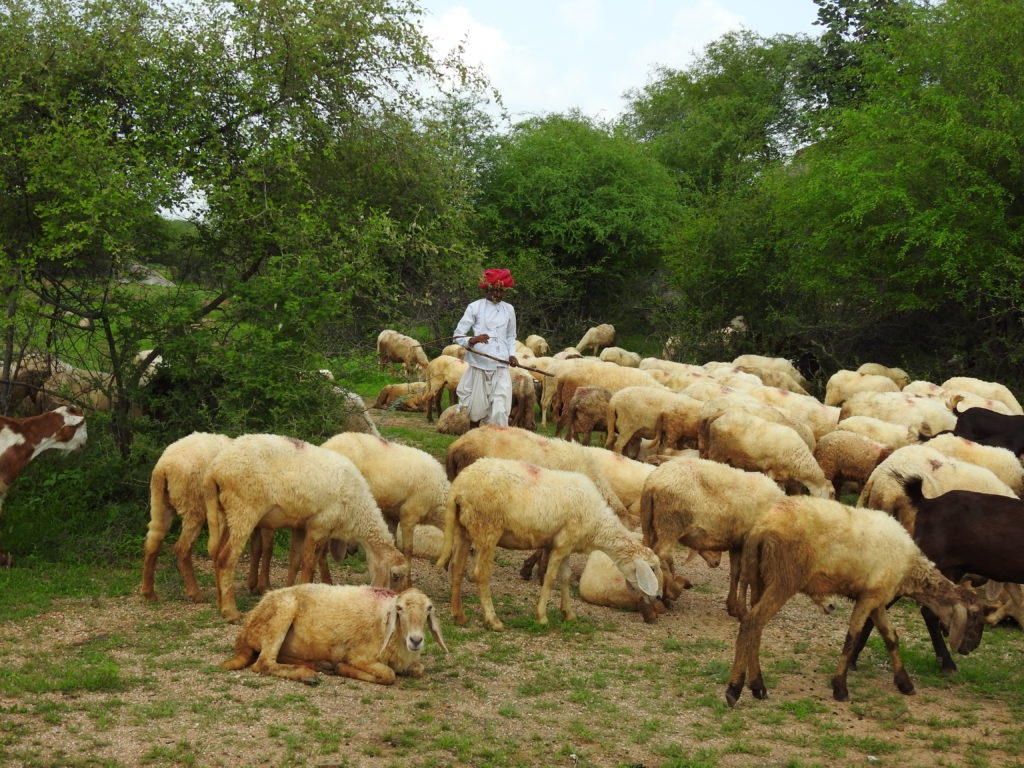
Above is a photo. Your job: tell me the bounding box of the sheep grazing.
[942,376,1023,415]
[640,457,784,617]
[565,385,612,446]
[376,329,428,376]
[834,415,917,450]
[435,458,662,630]
[857,363,911,389]
[731,354,810,391]
[599,346,641,367]
[696,393,814,456]
[141,432,233,603]
[524,334,551,357]
[421,354,468,422]
[921,432,1024,495]
[812,430,893,498]
[221,584,448,685]
[436,404,470,435]
[203,433,410,622]
[824,370,900,407]
[575,323,616,357]
[320,432,449,562]
[840,390,956,437]
[725,496,985,706]
[509,366,537,430]
[605,386,702,459]
[703,410,834,499]
[746,386,840,440]
[551,361,666,436]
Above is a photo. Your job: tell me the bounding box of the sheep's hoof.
[751,681,768,700]
[725,684,742,707]
[831,678,850,701]
[895,672,916,695]
[639,603,658,623]
[301,674,320,686]
[487,621,505,632]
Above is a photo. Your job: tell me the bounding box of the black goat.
[950,404,1024,456]
[851,473,1024,672]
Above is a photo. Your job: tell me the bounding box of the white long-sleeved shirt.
[454,298,517,371]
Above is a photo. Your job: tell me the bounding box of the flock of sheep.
[132,322,1024,704]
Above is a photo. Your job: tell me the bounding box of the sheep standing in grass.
[813,430,893,498]
[565,386,612,445]
[204,434,410,622]
[576,323,616,356]
[376,330,428,376]
[435,458,662,630]
[221,584,447,685]
[640,457,784,616]
[725,496,985,705]
[141,432,233,603]
[320,432,449,562]
[524,334,551,357]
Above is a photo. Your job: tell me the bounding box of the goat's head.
[381,588,448,656]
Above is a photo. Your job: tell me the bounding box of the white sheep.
[440,343,466,360]
[856,362,911,388]
[640,456,784,616]
[731,354,810,391]
[436,404,470,435]
[320,432,449,561]
[734,365,809,395]
[575,323,616,356]
[745,386,840,440]
[840,391,957,437]
[420,354,468,422]
[203,433,410,622]
[565,385,612,446]
[919,433,1024,495]
[435,457,662,630]
[696,393,815,455]
[834,415,917,450]
[857,444,1017,532]
[524,334,551,357]
[824,369,900,407]
[376,330,428,376]
[582,445,654,518]
[551,360,666,435]
[605,386,702,459]
[599,346,642,367]
[220,584,448,684]
[725,495,984,705]
[703,410,834,499]
[141,431,233,603]
[942,376,1023,415]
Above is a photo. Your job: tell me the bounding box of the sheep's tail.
[892,471,925,508]
[434,489,459,570]
[639,487,657,549]
[604,403,618,450]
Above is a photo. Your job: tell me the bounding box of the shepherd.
[453,268,519,428]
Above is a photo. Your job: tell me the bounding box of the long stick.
[467,347,555,377]
[412,335,471,348]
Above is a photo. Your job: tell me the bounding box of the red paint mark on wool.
[285,436,308,449]
[523,463,542,478]
[367,587,397,599]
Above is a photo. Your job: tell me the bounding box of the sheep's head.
[388,552,412,592]
[381,589,449,656]
[618,550,663,602]
[947,585,986,655]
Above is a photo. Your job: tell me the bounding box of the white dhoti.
[456,366,513,426]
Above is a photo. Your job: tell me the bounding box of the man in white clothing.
[454,268,519,428]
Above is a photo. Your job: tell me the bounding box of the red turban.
[479,268,514,289]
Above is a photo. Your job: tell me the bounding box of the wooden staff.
[466,347,555,377]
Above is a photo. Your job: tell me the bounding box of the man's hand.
[508,356,519,367]
[468,334,490,345]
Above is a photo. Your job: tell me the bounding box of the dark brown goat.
[851,473,1022,672]
[948,403,1024,456]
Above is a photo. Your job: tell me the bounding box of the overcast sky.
[417,0,824,121]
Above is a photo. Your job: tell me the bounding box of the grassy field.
[1,407,1024,768]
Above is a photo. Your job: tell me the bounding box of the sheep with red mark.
[824,369,900,407]
[942,376,1022,415]
[834,415,917,450]
[813,430,893,497]
[840,391,956,438]
[435,458,662,630]
[221,584,447,685]
[203,433,409,622]
[747,386,840,440]
[605,386,703,459]
[921,432,1024,495]
[725,495,984,705]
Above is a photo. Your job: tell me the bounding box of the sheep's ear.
[427,606,449,653]
[948,602,967,653]
[633,558,661,598]
[380,601,398,656]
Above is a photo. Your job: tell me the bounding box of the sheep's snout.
[406,632,425,652]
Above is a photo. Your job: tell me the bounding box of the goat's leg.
[921,605,957,673]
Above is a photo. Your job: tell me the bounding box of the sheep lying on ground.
[221,584,447,684]
[575,324,616,356]
[824,370,900,407]
[942,376,1023,415]
[703,410,834,498]
[640,457,785,617]
[141,432,233,603]
[435,458,662,630]
[371,381,427,410]
[436,405,470,435]
[856,444,1016,533]
[725,495,984,705]
[376,330,428,376]
[565,385,612,445]
[524,334,551,357]
[813,430,893,498]
[599,346,641,367]
[857,363,911,388]
[320,432,449,562]
[579,548,686,616]
[204,433,410,622]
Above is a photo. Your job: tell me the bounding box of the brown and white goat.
[1,406,87,513]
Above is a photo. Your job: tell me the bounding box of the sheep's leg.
[472,538,503,631]
[214,531,248,623]
[140,494,174,603]
[556,554,576,623]
[725,546,744,618]
[725,583,789,707]
[397,513,417,562]
[247,528,272,594]
[847,617,875,671]
[249,613,320,684]
[172,511,206,602]
[296,529,322,584]
[449,532,471,625]
[534,546,569,625]
[921,605,957,673]
[335,660,397,685]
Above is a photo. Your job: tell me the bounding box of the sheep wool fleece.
[454,297,517,425]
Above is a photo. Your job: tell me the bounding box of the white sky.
[417,0,824,121]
